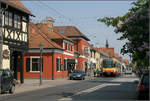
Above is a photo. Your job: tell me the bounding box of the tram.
[102,59,120,76]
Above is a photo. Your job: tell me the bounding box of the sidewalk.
[15,79,78,94]
[14,76,92,94]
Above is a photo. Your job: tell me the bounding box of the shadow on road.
[69,80,138,100]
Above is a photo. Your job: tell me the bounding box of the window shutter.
[26,58,30,72]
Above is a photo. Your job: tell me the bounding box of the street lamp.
[39,43,44,86]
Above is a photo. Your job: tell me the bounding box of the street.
[0,74,138,101]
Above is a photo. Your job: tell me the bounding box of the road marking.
[58,97,72,101]
[58,83,121,101]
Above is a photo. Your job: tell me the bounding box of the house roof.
[36,24,73,43]
[94,48,115,57]
[94,48,109,57]
[54,26,90,41]
[1,0,33,16]
[124,59,129,65]
[118,57,123,62]
[28,22,62,49]
[114,53,119,58]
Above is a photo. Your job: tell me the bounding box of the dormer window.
[68,44,70,51]
[59,30,65,34]
[71,45,73,51]
[65,43,67,50]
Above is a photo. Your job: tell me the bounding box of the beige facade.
[2,45,10,69]
[95,51,100,70]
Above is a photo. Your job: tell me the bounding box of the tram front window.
[102,60,114,68]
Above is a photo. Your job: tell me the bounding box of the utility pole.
[39,43,44,86]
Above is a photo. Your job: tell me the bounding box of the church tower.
[106,40,109,48]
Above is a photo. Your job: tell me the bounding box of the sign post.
[39,43,44,86]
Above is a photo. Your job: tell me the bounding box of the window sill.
[29,71,41,73]
[57,71,63,72]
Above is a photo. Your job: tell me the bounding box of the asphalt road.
[0,74,138,101]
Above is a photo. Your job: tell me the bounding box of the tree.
[97,0,149,68]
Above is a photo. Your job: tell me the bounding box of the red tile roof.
[124,59,129,65]
[95,48,115,57]
[36,24,73,42]
[94,48,109,57]
[114,53,119,58]
[54,26,90,41]
[2,0,33,16]
[28,22,62,49]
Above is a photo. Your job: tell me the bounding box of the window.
[9,12,13,26]
[65,43,67,50]
[71,45,73,51]
[26,57,43,72]
[5,11,9,25]
[32,58,39,71]
[14,14,21,29]
[56,58,62,71]
[14,14,18,28]
[59,30,65,34]
[68,44,70,51]
[64,59,67,71]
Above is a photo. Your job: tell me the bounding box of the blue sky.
[22,1,133,60]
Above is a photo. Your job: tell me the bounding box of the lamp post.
[39,43,44,86]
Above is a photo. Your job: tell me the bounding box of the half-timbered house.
[0,0,33,83]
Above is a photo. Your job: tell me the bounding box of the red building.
[54,26,90,72]
[23,18,79,79]
[95,47,115,57]
[23,17,90,79]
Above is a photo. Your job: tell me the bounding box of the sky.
[22,1,133,60]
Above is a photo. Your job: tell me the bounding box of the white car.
[125,68,132,74]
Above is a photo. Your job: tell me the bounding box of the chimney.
[43,17,55,30]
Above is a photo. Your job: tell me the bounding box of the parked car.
[69,70,85,80]
[0,69,15,94]
[125,67,132,74]
[136,70,149,100]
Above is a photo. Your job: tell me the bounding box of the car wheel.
[70,77,72,80]
[9,85,15,94]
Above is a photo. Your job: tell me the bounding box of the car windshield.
[73,70,82,73]
[142,75,149,85]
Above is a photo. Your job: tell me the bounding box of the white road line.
[58,78,121,101]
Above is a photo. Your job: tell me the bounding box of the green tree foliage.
[97,0,149,68]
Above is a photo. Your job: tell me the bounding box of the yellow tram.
[102,58,120,76]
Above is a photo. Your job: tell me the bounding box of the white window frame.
[30,56,40,72]
[64,58,67,71]
[56,57,61,72]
